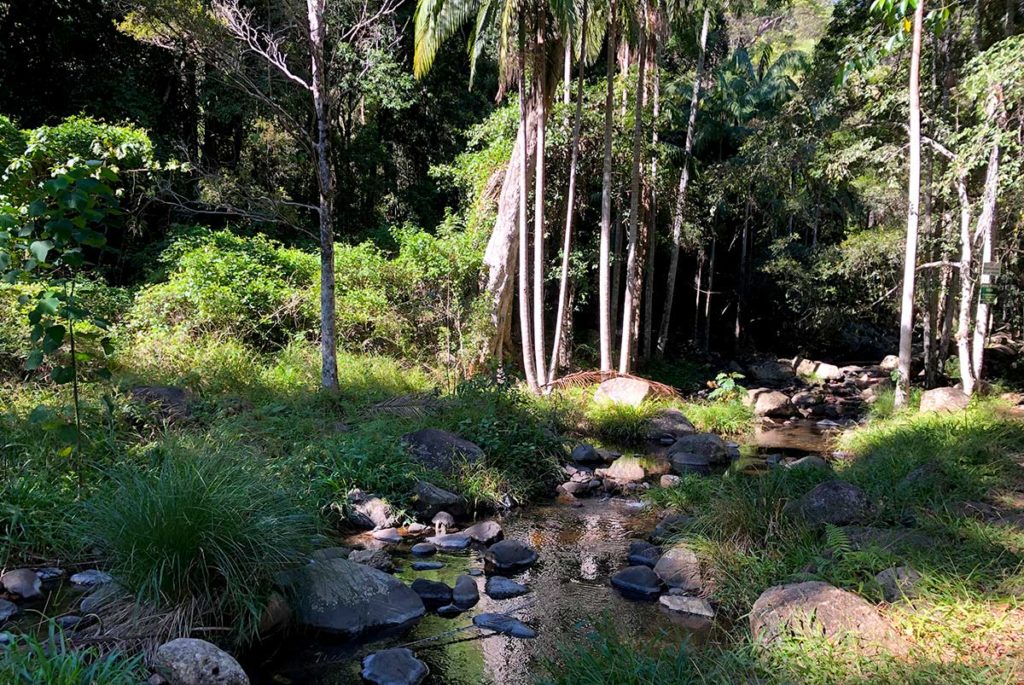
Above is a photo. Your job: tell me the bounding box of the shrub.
[15,115,153,172]
[0,115,26,170]
[0,624,145,685]
[679,397,755,434]
[79,447,317,644]
[583,400,661,444]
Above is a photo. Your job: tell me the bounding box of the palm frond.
[363,393,443,418]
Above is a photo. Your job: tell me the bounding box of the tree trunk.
[618,7,648,373]
[532,11,548,388]
[894,0,925,409]
[563,35,571,104]
[972,113,1002,382]
[548,8,588,382]
[656,7,710,358]
[308,0,338,389]
[693,248,704,344]
[518,28,539,392]
[611,208,623,344]
[598,0,618,372]
[642,44,660,363]
[702,234,716,352]
[735,199,750,345]
[956,175,978,394]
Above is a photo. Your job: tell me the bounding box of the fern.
[824,523,853,558]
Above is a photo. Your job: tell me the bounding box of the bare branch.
[212,0,312,91]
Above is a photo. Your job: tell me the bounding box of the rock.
[558,479,602,497]
[660,474,681,488]
[349,549,395,573]
[750,581,907,656]
[401,429,484,475]
[651,513,691,541]
[410,579,452,609]
[311,546,352,562]
[128,386,193,423]
[453,576,480,609]
[412,481,466,520]
[784,455,831,471]
[484,540,539,573]
[153,638,249,685]
[593,377,652,407]
[361,648,428,685]
[0,599,19,624]
[436,604,463,618]
[875,566,922,602]
[411,543,437,557]
[653,546,701,592]
[667,433,729,465]
[610,565,664,600]
[791,391,823,409]
[659,595,714,618]
[647,409,696,443]
[879,355,899,372]
[284,558,425,637]
[36,567,65,590]
[347,490,397,530]
[747,389,796,418]
[431,511,456,533]
[748,360,795,385]
[0,632,11,646]
[670,452,711,476]
[258,591,291,636]
[485,576,529,600]
[571,444,605,465]
[796,359,843,381]
[424,533,472,551]
[411,562,445,571]
[0,569,41,600]
[464,520,503,545]
[627,541,661,568]
[406,522,429,535]
[372,528,403,543]
[919,387,970,413]
[473,613,537,638]
[788,481,872,527]
[596,456,647,483]
[79,583,123,614]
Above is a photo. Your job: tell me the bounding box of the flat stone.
[788,481,872,527]
[361,648,428,685]
[424,533,472,551]
[594,377,652,407]
[401,429,484,475]
[436,604,463,618]
[410,579,452,609]
[411,543,437,557]
[659,595,714,618]
[473,613,537,638]
[654,546,702,592]
[596,456,647,483]
[372,528,403,543]
[406,523,429,535]
[784,455,830,471]
[0,569,41,600]
[464,520,503,545]
[128,386,193,423]
[36,567,65,589]
[875,566,922,602]
[611,565,663,600]
[283,558,425,638]
[349,548,395,573]
[919,387,970,413]
[750,581,907,656]
[796,359,843,381]
[484,540,539,573]
[452,576,479,609]
[485,576,529,600]
[627,541,661,568]
[0,599,19,624]
[153,637,249,685]
[411,562,445,571]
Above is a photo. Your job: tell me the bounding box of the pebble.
[69,569,113,589]
[372,527,403,543]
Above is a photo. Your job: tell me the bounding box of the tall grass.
[79,447,317,644]
[678,398,754,435]
[0,624,145,684]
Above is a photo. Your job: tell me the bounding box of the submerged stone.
[610,565,663,600]
[484,540,539,573]
[153,637,249,685]
[473,612,537,638]
[485,576,529,600]
[410,579,452,609]
[361,648,429,685]
[452,575,479,609]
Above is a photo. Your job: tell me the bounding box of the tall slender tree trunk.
[563,35,571,104]
[657,7,710,358]
[692,248,704,343]
[532,11,549,387]
[611,209,624,344]
[308,0,338,389]
[972,94,1003,381]
[702,235,716,351]
[735,199,750,345]
[956,175,978,394]
[618,6,648,372]
[518,28,539,392]
[599,0,618,372]
[894,0,925,409]
[642,43,660,362]
[549,8,588,382]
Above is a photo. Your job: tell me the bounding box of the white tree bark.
[598,0,618,372]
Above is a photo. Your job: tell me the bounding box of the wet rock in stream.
[485,576,529,600]
[410,579,453,609]
[410,543,436,557]
[464,520,503,545]
[0,569,41,600]
[0,599,19,624]
[425,533,472,551]
[473,613,537,639]
[411,561,445,571]
[361,648,429,685]
[484,540,539,573]
[349,548,395,573]
[453,575,480,609]
[659,595,714,619]
[610,565,664,600]
[654,546,702,592]
[627,541,661,567]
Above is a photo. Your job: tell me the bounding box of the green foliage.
[0,115,26,171]
[678,398,755,435]
[0,624,145,684]
[707,371,746,401]
[79,446,318,644]
[583,400,661,445]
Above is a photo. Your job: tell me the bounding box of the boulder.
[659,595,714,619]
[596,457,647,484]
[571,444,605,465]
[347,490,397,530]
[879,355,899,372]
[436,604,463,618]
[667,433,729,465]
[153,638,249,685]
[747,389,796,418]
[660,474,681,488]
[791,391,823,410]
[0,569,41,600]
[464,520,503,545]
[796,359,843,381]
[558,479,602,497]
[653,546,701,592]
[875,566,922,602]
[919,387,970,413]
[610,565,664,600]
[311,547,352,562]
[647,409,696,443]
[361,648,429,685]
[401,429,483,475]
[670,452,711,476]
[627,540,662,568]
[750,581,907,656]
[424,533,472,551]
[410,579,452,609]
[349,549,395,573]
[452,575,480,609]
[788,481,872,527]
[284,558,425,638]
[485,576,529,600]
[651,513,692,541]
[473,612,537,638]
[411,543,436,557]
[0,599,19,624]
[411,481,466,520]
[484,540,539,573]
[372,528,403,544]
[593,377,652,407]
[128,386,193,424]
[748,360,795,385]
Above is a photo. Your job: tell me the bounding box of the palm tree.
[598,0,619,372]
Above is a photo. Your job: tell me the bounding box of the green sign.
[980,284,998,304]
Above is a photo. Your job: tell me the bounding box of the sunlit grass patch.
[678,398,755,435]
